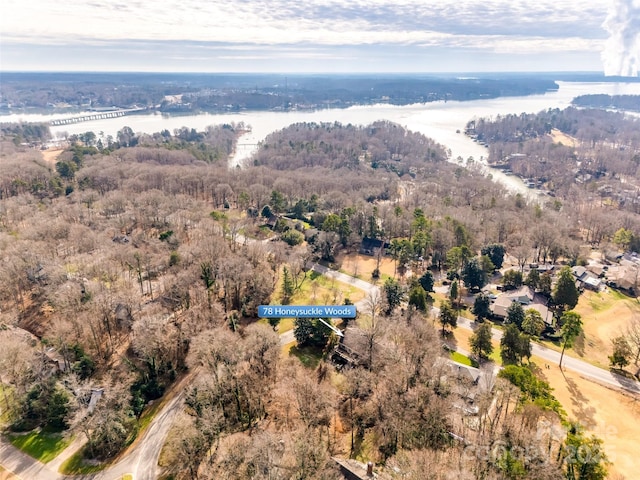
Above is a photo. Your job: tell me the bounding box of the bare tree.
[362,289,384,369]
[626,315,640,368]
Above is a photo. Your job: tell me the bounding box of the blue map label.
[258,305,356,318]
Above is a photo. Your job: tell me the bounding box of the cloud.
[0,0,611,72]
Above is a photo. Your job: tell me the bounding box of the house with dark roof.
[359,237,389,256]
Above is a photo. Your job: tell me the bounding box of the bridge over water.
[49,108,148,126]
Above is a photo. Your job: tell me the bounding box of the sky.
[0,0,638,75]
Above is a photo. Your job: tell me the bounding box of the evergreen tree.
[500,324,530,365]
[293,317,315,346]
[462,257,488,290]
[506,301,525,329]
[522,309,546,337]
[439,301,458,335]
[562,423,609,480]
[502,269,523,290]
[449,280,459,307]
[408,285,428,312]
[609,335,632,369]
[470,323,493,360]
[281,266,295,304]
[553,266,580,315]
[559,311,582,368]
[293,318,331,348]
[418,270,435,293]
[383,277,405,315]
[481,243,505,269]
[539,272,553,297]
[472,293,491,322]
[525,268,540,290]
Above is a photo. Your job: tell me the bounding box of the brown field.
[536,358,640,480]
[572,289,640,370]
[451,324,640,480]
[549,128,578,147]
[336,252,398,281]
[40,147,64,165]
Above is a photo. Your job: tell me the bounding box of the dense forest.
[572,94,640,112]
[0,72,560,114]
[468,107,640,217]
[0,113,631,478]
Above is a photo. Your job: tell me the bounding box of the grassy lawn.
[488,345,502,365]
[273,268,365,308]
[295,270,365,305]
[258,316,296,334]
[566,287,640,369]
[337,266,393,284]
[0,385,16,427]
[582,287,627,312]
[288,344,323,369]
[8,429,72,463]
[59,449,106,475]
[449,351,478,367]
[453,326,502,366]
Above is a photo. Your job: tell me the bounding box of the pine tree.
[281,266,295,305]
[553,266,579,315]
[470,323,493,360]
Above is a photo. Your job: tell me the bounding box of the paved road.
[3,257,638,479]
[312,262,640,394]
[310,263,380,297]
[0,377,189,480]
[311,262,639,394]
[0,437,59,480]
[88,390,186,480]
[440,310,640,395]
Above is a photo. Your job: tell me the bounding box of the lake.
[4,81,640,198]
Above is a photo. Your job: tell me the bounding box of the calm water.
[4,81,640,198]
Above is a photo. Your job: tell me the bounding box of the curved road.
[3,260,638,480]
[312,262,640,395]
[0,378,188,480]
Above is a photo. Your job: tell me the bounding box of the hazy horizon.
[1,0,638,76]
[0,0,640,76]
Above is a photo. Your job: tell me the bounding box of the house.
[333,457,389,480]
[586,263,606,278]
[490,286,551,322]
[88,388,104,413]
[534,264,555,274]
[450,363,481,385]
[264,214,279,229]
[605,264,637,294]
[43,347,68,374]
[572,266,602,291]
[490,286,534,319]
[359,237,389,256]
[330,326,368,368]
[571,266,588,281]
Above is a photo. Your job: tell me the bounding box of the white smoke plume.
[601,0,640,76]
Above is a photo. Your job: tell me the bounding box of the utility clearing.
[549,128,578,147]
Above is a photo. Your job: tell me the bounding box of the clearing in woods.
[41,147,64,165]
